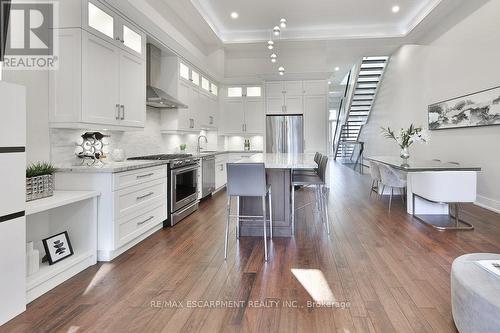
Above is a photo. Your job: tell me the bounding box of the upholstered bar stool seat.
[225,163,273,261]
[452,253,500,333]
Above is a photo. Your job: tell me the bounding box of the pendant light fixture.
[267,18,287,75]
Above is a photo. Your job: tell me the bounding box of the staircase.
[335,56,389,160]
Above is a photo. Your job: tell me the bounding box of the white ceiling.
[190,0,443,43]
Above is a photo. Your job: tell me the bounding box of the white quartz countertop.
[55,150,264,173]
[55,160,169,173]
[235,153,317,169]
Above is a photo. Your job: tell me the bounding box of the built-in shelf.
[26,250,95,303]
[25,190,99,303]
[26,190,100,215]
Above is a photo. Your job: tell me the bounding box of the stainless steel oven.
[170,162,199,225]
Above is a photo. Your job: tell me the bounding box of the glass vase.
[400,147,410,161]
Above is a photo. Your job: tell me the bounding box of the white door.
[245,98,265,134]
[265,82,284,97]
[119,50,145,127]
[223,99,245,134]
[0,217,26,325]
[285,95,304,114]
[304,95,327,153]
[266,96,284,114]
[82,33,120,125]
[0,82,25,147]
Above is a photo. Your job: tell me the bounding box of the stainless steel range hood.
[146,44,188,109]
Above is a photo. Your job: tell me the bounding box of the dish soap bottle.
[244,139,250,151]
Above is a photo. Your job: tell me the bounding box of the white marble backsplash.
[50,108,264,165]
[50,108,218,165]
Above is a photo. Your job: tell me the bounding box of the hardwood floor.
[3,162,500,333]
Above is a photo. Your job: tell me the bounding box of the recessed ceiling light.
[273,26,281,36]
[267,40,274,50]
[328,81,332,85]
[392,5,400,13]
[230,12,239,19]
[334,67,340,71]
[270,53,277,63]
[280,18,287,29]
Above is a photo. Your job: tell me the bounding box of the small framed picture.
[42,231,74,265]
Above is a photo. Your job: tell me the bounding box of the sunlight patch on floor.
[83,264,114,295]
[291,268,336,304]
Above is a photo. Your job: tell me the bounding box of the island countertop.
[235,153,318,169]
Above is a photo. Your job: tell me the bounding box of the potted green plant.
[26,162,56,201]
[180,144,187,152]
[381,124,429,161]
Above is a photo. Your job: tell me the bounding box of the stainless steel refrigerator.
[266,115,304,153]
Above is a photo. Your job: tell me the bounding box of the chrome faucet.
[197,135,208,153]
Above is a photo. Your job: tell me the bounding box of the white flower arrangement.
[381,124,430,149]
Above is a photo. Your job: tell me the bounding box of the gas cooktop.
[128,154,193,161]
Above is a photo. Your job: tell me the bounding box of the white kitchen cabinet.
[87,0,145,58]
[284,81,303,95]
[215,154,227,190]
[265,81,284,97]
[0,217,26,325]
[284,95,304,114]
[56,165,168,261]
[160,57,220,133]
[119,20,145,57]
[118,51,146,127]
[266,96,285,114]
[245,98,265,134]
[303,80,327,95]
[50,29,146,130]
[265,81,304,115]
[304,95,327,153]
[222,99,246,134]
[222,97,264,134]
[81,32,121,126]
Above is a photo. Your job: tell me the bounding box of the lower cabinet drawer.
[117,202,166,246]
[114,178,166,219]
[113,165,167,190]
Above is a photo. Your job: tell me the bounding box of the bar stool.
[378,164,407,211]
[225,163,273,261]
[368,161,382,197]
[291,155,330,235]
[293,152,322,176]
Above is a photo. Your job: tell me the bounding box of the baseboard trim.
[475,195,500,214]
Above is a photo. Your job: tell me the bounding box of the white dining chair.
[378,164,407,211]
[368,161,382,197]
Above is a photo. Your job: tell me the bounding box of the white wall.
[360,0,500,212]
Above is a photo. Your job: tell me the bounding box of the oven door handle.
[171,165,199,175]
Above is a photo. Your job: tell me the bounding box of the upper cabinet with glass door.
[86,0,145,58]
[226,86,263,99]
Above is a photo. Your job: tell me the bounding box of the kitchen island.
[234,153,318,237]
